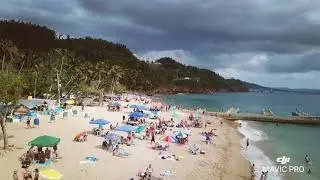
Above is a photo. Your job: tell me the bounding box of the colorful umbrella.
[28,135,60,147]
[66,99,75,105]
[104,133,121,143]
[40,168,62,179]
[175,131,187,138]
[162,136,176,143]
[89,119,111,129]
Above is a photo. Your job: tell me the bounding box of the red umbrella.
[162,136,176,143]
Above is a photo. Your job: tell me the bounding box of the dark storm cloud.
[1,0,320,76]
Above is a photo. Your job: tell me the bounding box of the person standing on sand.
[13,170,19,180]
[26,117,31,129]
[33,168,39,180]
[151,131,155,144]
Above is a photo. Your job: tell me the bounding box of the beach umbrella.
[28,135,60,147]
[175,131,187,138]
[138,104,149,110]
[40,168,63,179]
[162,136,176,143]
[89,119,111,129]
[104,133,121,143]
[128,112,145,118]
[66,99,75,105]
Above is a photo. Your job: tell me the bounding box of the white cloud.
[139,49,199,65]
[216,68,320,89]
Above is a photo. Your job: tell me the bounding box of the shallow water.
[163,92,320,180]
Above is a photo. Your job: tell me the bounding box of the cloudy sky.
[1,0,320,89]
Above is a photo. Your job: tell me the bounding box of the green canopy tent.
[28,135,60,147]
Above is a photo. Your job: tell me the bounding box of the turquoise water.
[163,92,320,180]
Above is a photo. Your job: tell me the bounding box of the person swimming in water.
[305,154,311,165]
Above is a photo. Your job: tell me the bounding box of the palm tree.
[0,40,21,73]
[108,65,124,94]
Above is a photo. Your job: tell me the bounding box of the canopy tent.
[108,101,121,107]
[174,131,187,138]
[162,136,177,143]
[104,133,121,143]
[18,99,56,109]
[129,104,140,109]
[13,104,30,115]
[116,124,139,133]
[128,112,145,119]
[135,125,146,133]
[89,119,111,129]
[28,135,60,147]
[40,168,63,180]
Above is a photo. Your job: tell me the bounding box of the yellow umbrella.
[66,99,75,105]
[40,168,63,179]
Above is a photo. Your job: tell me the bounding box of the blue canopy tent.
[116,124,139,133]
[89,119,111,129]
[129,105,140,109]
[109,101,121,107]
[138,104,149,110]
[129,112,145,119]
[104,133,121,143]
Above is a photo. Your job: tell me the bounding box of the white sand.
[0,105,250,180]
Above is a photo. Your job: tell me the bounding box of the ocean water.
[163,92,320,180]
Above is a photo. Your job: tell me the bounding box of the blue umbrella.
[129,112,145,118]
[130,105,140,109]
[138,105,149,110]
[89,119,111,129]
[104,133,121,143]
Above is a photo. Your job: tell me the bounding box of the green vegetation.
[0,20,249,98]
[0,19,251,150]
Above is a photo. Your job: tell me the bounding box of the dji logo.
[277,156,290,165]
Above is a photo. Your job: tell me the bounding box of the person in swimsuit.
[145,164,153,179]
[151,132,155,144]
[26,118,31,129]
[13,170,19,180]
[33,169,39,180]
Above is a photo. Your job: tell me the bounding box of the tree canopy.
[0,20,249,96]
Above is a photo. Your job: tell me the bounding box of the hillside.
[0,20,250,97]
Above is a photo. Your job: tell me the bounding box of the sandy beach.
[0,103,251,180]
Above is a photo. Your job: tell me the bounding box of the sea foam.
[237,120,283,180]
